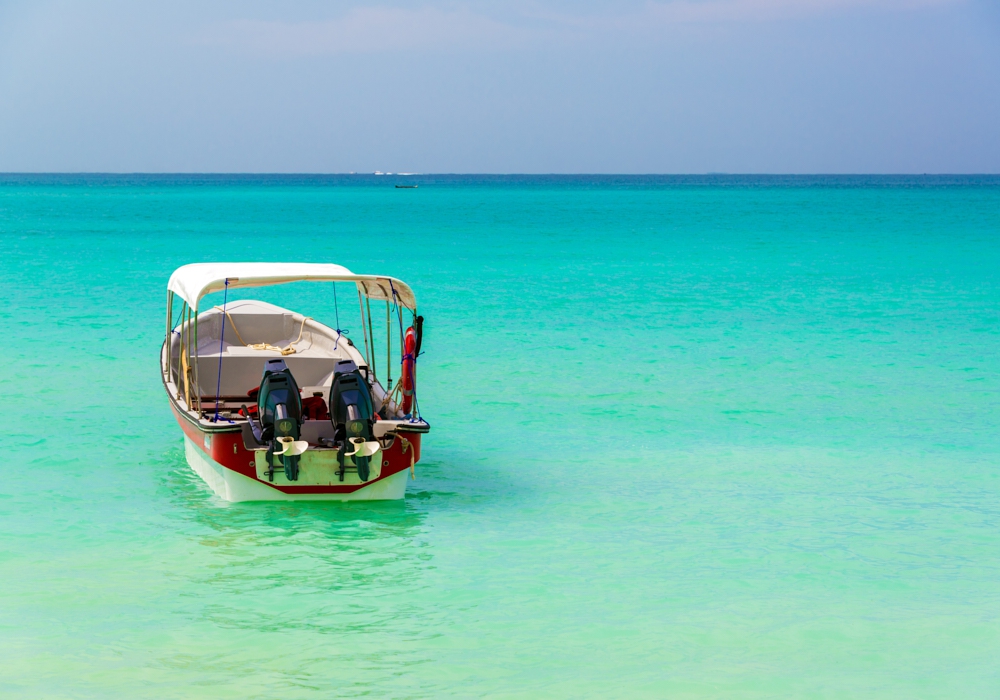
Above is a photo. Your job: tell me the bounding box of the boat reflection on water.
[156,455,434,640]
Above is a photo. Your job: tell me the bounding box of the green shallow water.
[2,174,1000,697]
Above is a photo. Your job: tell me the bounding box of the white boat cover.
[167,262,417,311]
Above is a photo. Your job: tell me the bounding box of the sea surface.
[2,174,1000,698]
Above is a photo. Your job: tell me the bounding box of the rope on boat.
[398,436,415,479]
[380,377,403,414]
[181,342,191,408]
[212,306,312,356]
[332,283,349,350]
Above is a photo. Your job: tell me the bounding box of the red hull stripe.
[170,404,421,494]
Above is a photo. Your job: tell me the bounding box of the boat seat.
[301,394,329,421]
[194,350,339,397]
[181,300,353,399]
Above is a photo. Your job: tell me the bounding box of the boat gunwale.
[159,339,431,436]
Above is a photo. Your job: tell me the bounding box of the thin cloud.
[640,0,958,23]
[197,7,541,55]
[196,0,962,55]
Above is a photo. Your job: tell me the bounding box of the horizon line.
[1,171,999,177]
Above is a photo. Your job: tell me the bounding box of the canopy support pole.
[193,306,202,415]
[181,304,191,407]
[165,291,173,384]
[212,280,229,422]
[357,288,370,369]
[366,295,376,382]
[386,301,392,391]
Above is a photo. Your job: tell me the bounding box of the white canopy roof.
[167,263,417,311]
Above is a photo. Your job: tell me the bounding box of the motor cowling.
[329,359,377,481]
[247,358,304,481]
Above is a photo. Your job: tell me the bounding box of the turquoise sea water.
[2,174,1000,698]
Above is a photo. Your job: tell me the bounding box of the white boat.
[160,263,430,502]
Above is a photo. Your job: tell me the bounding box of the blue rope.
[171,305,183,335]
[213,279,229,422]
[332,283,349,350]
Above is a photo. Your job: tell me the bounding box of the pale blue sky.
[1,0,998,173]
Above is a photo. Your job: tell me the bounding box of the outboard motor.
[329,359,379,481]
[243,358,306,481]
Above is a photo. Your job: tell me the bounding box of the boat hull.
[171,404,421,502]
[183,436,410,502]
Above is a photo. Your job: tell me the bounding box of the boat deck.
[164,299,411,431]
